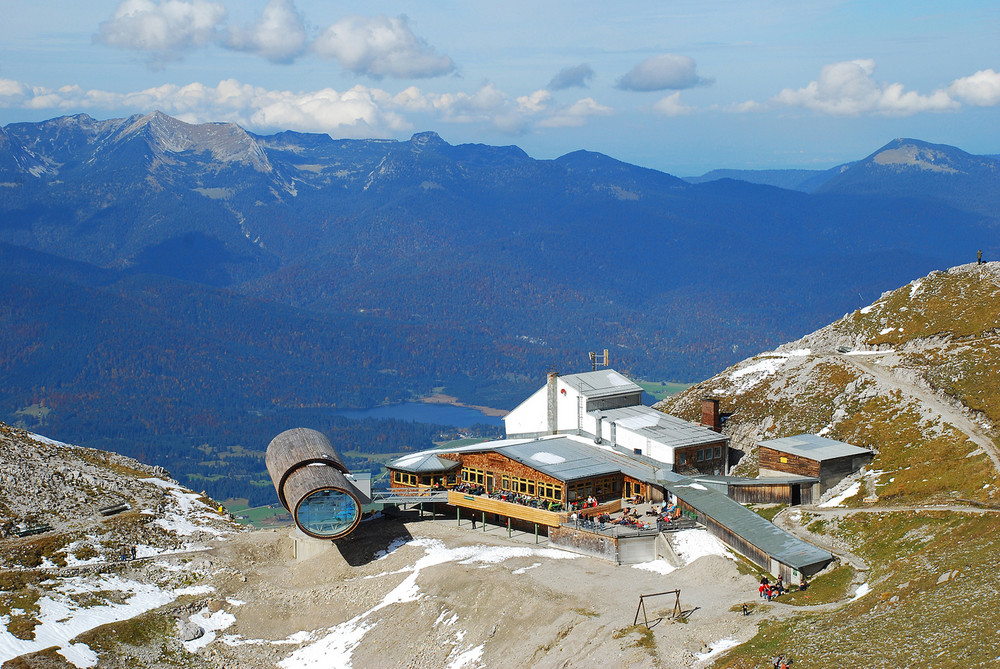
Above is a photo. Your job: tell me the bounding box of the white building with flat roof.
[503,370,729,474]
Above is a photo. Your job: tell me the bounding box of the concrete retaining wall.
[549,526,617,562]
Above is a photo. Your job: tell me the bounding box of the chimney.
[546,372,559,435]
[701,397,721,432]
[594,415,604,444]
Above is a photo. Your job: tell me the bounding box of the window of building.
[714,446,722,459]
[462,467,485,484]
[392,471,417,486]
[678,453,686,466]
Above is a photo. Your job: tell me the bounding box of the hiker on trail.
[471,516,477,529]
[978,249,984,265]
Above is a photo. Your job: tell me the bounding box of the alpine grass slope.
[658,261,1000,668]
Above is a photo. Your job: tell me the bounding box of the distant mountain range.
[686,138,1000,213]
[1,111,996,501]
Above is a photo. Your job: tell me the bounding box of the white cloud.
[771,59,959,116]
[948,69,1000,107]
[652,92,693,116]
[95,0,227,60]
[548,64,594,91]
[516,89,551,113]
[223,0,307,64]
[0,77,408,138]
[536,97,613,128]
[0,77,616,138]
[429,83,507,122]
[730,99,762,113]
[249,85,411,136]
[0,79,31,105]
[617,54,710,92]
[312,15,454,79]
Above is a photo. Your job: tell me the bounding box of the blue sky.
[0,0,997,174]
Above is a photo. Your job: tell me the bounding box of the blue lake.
[332,402,505,428]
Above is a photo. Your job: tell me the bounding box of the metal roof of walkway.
[369,489,449,504]
[656,469,833,572]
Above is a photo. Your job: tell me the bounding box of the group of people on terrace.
[489,488,564,511]
[453,482,565,511]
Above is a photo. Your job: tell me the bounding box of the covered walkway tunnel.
[265,427,369,540]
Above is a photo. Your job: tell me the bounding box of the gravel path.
[839,352,1000,471]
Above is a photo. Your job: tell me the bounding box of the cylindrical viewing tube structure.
[265,427,368,540]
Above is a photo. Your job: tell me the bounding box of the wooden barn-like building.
[757,434,873,495]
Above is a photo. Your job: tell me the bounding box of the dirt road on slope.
[840,353,1000,472]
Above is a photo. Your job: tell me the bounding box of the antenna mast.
[589,349,610,371]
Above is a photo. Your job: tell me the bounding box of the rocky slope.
[657,260,1000,507]
[0,421,242,667]
[656,261,1000,668]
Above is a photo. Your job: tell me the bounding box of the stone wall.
[549,526,618,562]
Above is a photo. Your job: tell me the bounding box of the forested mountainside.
[1,111,996,505]
[657,262,1000,668]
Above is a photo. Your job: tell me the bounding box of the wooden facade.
[674,442,727,475]
[387,449,656,507]
[758,447,821,478]
[759,444,872,493]
[728,481,814,506]
[265,427,350,509]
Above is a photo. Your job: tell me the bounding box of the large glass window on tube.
[297,488,359,538]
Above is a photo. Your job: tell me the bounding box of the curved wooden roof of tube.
[265,427,366,540]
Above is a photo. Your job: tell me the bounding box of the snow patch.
[512,562,541,575]
[0,574,180,667]
[374,536,411,560]
[446,643,484,669]
[182,608,237,653]
[852,582,870,600]
[631,560,676,575]
[819,482,861,507]
[529,451,566,465]
[671,529,731,564]
[27,432,74,448]
[694,637,741,664]
[727,350,809,393]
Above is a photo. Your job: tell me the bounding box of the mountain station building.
[384,369,835,579]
